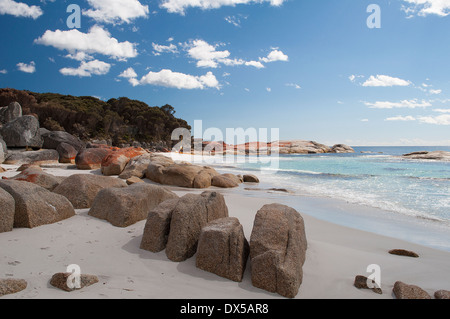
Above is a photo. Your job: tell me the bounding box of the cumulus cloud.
[140,69,219,89]
[0,0,43,19]
[364,99,432,109]
[260,49,289,63]
[17,61,36,73]
[161,0,286,15]
[0,69,7,74]
[349,74,364,82]
[433,108,450,113]
[362,75,411,87]
[429,89,442,95]
[59,60,111,77]
[418,114,450,125]
[35,25,138,61]
[224,14,247,27]
[83,0,149,24]
[65,52,94,61]
[286,83,301,89]
[152,42,178,56]
[402,0,450,17]
[385,115,416,121]
[118,67,139,86]
[185,39,263,69]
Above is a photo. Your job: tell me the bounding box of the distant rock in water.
[402,151,450,161]
[331,144,355,153]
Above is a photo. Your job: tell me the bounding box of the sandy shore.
[1,163,449,299]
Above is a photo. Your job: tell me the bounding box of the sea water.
[208,146,450,250]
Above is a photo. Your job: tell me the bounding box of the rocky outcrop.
[126,176,144,185]
[50,273,99,292]
[0,115,43,148]
[0,180,75,228]
[146,161,219,189]
[53,174,127,209]
[119,153,155,179]
[393,281,431,299]
[211,174,239,188]
[0,188,15,233]
[250,203,307,298]
[75,147,113,170]
[402,151,450,161]
[140,199,180,252]
[388,249,419,258]
[435,290,450,299]
[88,183,178,227]
[101,147,147,176]
[56,142,78,163]
[331,144,355,153]
[196,217,249,282]
[0,279,27,297]
[5,166,64,191]
[243,174,259,183]
[160,192,229,262]
[4,149,59,165]
[0,102,22,124]
[276,140,332,154]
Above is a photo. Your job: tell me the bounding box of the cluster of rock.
[140,195,308,298]
[196,139,355,155]
[402,151,450,161]
[353,248,450,299]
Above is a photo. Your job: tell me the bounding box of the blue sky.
[0,0,449,145]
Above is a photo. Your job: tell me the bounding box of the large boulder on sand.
[75,147,113,170]
[196,217,249,282]
[0,115,43,148]
[0,279,27,297]
[211,174,239,188]
[4,149,59,165]
[250,203,307,298]
[5,166,64,191]
[146,161,219,188]
[53,174,127,209]
[393,281,431,299]
[88,183,178,227]
[165,191,229,262]
[119,154,171,179]
[0,188,15,233]
[50,273,99,292]
[0,102,22,124]
[0,138,6,163]
[42,131,84,151]
[101,147,147,176]
[56,143,78,163]
[0,180,75,228]
[140,199,179,252]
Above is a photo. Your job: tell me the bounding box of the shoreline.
[1,160,449,299]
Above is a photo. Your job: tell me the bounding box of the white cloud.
[286,83,301,89]
[260,49,289,63]
[365,99,432,109]
[266,87,272,92]
[17,61,36,73]
[402,0,450,17]
[0,69,7,74]
[224,14,247,27]
[59,60,111,77]
[185,39,264,69]
[35,25,138,61]
[433,108,450,113]
[362,75,411,87]
[161,0,286,15]
[385,115,416,121]
[167,37,174,42]
[429,89,442,95]
[83,0,149,24]
[244,88,250,92]
[418,114,450,125]
[361,119,369,122]
[349,74,364,82]
[118,67,139,86]
[65,52,94,61]
[152,42,178,56]
[0,0,43,19]
[139,69,219,90]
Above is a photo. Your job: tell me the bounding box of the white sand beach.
[1,160,449,299]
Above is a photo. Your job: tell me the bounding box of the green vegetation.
[0,88,190,146]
